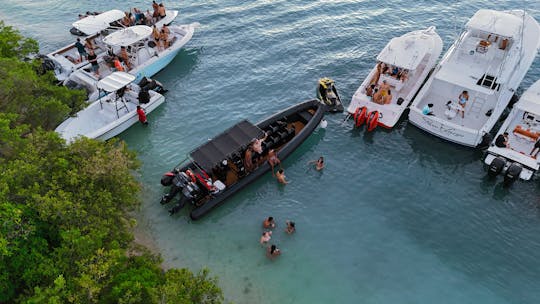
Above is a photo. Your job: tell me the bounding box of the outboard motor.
[161,172,175,186]
[487,157,505,177]
[160,171,191,204]
[169,195,188,215]
[478,133,493,150]
[503,163,522,186]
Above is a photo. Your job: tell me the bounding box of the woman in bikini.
[457,90,469,118]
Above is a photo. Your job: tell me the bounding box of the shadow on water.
[153,47,201,81]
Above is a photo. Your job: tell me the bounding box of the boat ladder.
[115,97,130,118]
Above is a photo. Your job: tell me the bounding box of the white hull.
[65,23,197,102]
[55,89,165,142]
[347,27,442,128]
[409,10,540,147]
[484,79,540,180]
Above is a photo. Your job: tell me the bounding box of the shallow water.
[5,0,540,303]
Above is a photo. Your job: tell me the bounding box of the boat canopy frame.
[189,120,265,172]
[97,72,137,118]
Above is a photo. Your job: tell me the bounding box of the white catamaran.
[408,9,540,147]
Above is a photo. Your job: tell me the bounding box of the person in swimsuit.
[158,3,166,18]
[120,46,131,70]
[252,132,267,154]
[266,244,281,259]
[160,29,169,49]
[457,90,469,118]
[244,146,254,172]
[263,216,275,229]
[276,169,289,185]
[372,88,383,104]
[379,80,390,97]
[87,49,99,77]
[285,221,295,234]
[260,231,272,244]
[308,156,324,171]
[152,1,159,20]
[267,149,281,175]
[152,25,161,50]
[113,56,124,72]
[366,84,375,97]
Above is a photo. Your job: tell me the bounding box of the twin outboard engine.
[487,157,505,177]
[138,77,167,95]
[160,170,191,205]
[503,163,522,187]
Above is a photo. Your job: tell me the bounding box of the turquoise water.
[4,0,540,303]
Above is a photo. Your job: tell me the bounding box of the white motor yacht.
[45,9,179,82]
[484,79,540,183]
[64,22,197,101]
[55,72,165,142]
[408,9,540,147]
[346,26,442,131]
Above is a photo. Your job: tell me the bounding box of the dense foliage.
[0,23,224,303]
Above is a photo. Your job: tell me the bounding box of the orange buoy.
[354,106,367,127]
[367,111,379,132]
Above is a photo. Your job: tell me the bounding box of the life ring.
[354,106,367,127]
[367,111,380,132]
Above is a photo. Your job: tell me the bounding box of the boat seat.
[513,125,540,141]
[298,111,312,124]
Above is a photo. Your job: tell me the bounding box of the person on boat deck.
[381,63,390,75]
[87,49,100,78]
[371,63,382,87]
[391,66,399,77]
[138,89,150,104]
[260,231,272,244]
[268,149,281,175]
[285,220,295,234]
[308,156,324,171]
[252,132,267,154]
[244,146,254,172]
[366,84,376,97]
[495,132,509,148]
[121,12,131,27]
[74,38,87,63]
[133,8,145,24]
[158,3,167,18]
[152,25,162,50]
[457,90,469,118]
[263,216,276,229]
[372,88,383,104]
[162,24,170,35]
[136,106,148,125]
[113,56,125,72]
[379,80,390,96]
[160,29,170,49]
[145,10,153,25]
[383,90,392,104]
[530,138,540,158]
[422,103,434,116]
[120,46,131,70]
[152,1,159,19]
[84,38,95,51]
[266,244,281,259]
[276,169,289,185]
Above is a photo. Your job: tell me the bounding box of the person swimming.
[266,244,281,259]
[276,169,289,185]
[263,216,275,229]
[260,231,272,244]
[307,156,324,171]
[285,220,295,234]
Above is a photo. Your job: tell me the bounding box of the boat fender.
[487,157,505,177]
[196,173,212,191]
[185,169,196,182]
[503,163,522,186]
[353,107,367,127]
[367,111,380,132]
[161,172,175,186]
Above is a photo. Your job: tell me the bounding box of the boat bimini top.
[102,25,153,47]
[97,71,136,92]
[376,27,435,70]
[71,9,125,36]
[190,120,264,171]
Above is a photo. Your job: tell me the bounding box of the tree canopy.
[0,23,224,303]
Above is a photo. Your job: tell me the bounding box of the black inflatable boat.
[160,100,325,220]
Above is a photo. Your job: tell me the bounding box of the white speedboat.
[346,26,442,131]
[408,9,540,147]
[63,22,197,101]
[484,79,540,183]
[55,72,165,142]
[45,9,179,82]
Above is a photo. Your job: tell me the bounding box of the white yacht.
[347,27,442,131]
[64,22,197,101]
[45,9,179,82]
[484,79,540,182]
[408,9,540,147]
[55,72,165,142]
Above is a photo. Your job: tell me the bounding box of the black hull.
[70,27,86,36]
[184,100,324,220]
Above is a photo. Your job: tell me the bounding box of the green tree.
[0,21,38,59]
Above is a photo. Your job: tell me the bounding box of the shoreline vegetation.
[0,21,224,303]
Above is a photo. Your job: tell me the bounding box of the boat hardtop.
[55,71,165,142]
[71,9,125,36]
[408,9,540,147]
[484,79,540,181]
[346,26,442,130]
[159,100,325,220]
[102,25,153,46]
